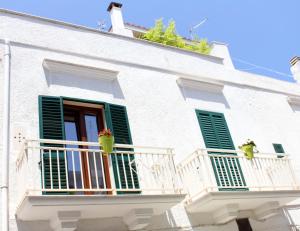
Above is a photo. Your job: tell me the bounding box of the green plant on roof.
[142,19,211,55]
[185,36,211,55]
[143,18,163,43]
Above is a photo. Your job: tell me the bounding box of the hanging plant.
[98,129,114,154]
[239,140,257,160]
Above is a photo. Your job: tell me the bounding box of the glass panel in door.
[84,114,105,189]
[64,119,83,190]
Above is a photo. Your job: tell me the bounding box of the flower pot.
[99,136,114,154]
[240,144,254,160]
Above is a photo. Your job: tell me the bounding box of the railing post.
[203,149,217,192]
[288,159,299,189]
[167,148,178,194]
[198,149,214,190]
[108,153,117,195]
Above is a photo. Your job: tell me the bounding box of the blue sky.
[0,0,299,82]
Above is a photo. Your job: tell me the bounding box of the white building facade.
[1,2,300,231]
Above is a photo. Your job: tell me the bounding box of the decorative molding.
[123,208,154,230]
[213,203,239,224]
[254,201,279,220]
[16,194,185,221]
[43,59,119,81]
[287,96,300,106]
[50,211,81,231]
[177,77,224,93]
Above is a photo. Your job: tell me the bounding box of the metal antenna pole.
[189,18,208,40]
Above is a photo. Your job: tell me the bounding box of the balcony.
[177,148,300,225]
[16,139,184,230]
[291,225,300,231]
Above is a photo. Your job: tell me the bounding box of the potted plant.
[98,129,114,154]
[239,139,256,160]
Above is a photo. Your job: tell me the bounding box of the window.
[195,110,247,190]
[39,96,139,194]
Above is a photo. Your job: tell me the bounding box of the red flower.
[98,129,113,137]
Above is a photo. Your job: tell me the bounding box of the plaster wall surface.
[0,47,3,231]
[0,10,300,231]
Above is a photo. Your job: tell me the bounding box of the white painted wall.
[210,42,235,70]
[0,48,3,231]
[0,9,300,231]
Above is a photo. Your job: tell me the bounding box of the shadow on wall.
[179,87,230,109]
[16,219,53,231]
[44,69,125,100]
[290,104,300,113]
[248,213,292,231]
[147,208,240,230]
[146,208,185,230]
[16,217,127,231]
[77,217,127,231]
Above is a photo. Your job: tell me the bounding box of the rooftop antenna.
[97,20,107,31]
[189,18,208,40]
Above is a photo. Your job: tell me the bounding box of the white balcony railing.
[177,148,299,202]
[290,226,300,231]
[16,139,181,201]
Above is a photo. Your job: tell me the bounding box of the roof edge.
[0,8,223,62]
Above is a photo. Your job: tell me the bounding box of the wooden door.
[64,106,111,193]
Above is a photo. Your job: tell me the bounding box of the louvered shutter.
[273,143,285,158]
[104,104,139,192]
[196,110,246,190]
[39,96,67,191]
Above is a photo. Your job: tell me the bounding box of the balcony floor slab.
[186,190,300,214]
[16,194,185,221]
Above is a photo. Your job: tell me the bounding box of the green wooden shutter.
[196,110,246,190]
[273,143,285,158]
[109,104,133,144]
[39,96,67,191]
[104,103,139,192]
